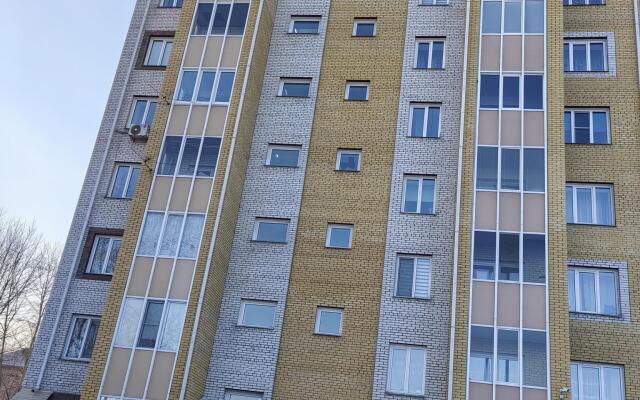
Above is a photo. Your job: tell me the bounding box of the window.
[504,0,522,33]
[192,2,249,36]
[64,316,100,361]
[345,81,369,101]
[564,109,610,144]
[480,74,543,109]
[396,256,431,299]
[415,39,445,69]
[278,78,311,97]
[326,224,353,249]
[563,0,604,4]
[502,75,520,108]
[522,330,547,387]
[177,70,235,103]
[476,147,498,190]
[501,148,520,190]
[159,0,183,7]
[469,326,493,382]
[315,307,343,336]
[137,212,205,258]
[225,391,263,400]
[566,184,614,226]
[523,148,545,192]
[410,103,441,138]
[110,164,140,199]
[353,18,377,37]
[253,218,289,243]
[238,300,276,329]
[158,136,222,177]
[289,16,321,34]
[564,40,608,72]
[267,145,300,167]
[482,1,502,34]
[144,37,173,67]
[137,301,164,348]
[128,98,157,127]
[524,0,544,33]
[419,0,449,5]
[473,231,496,280]
[158,301,187,351]
[497,329,519,384]
[569,267,619,315]
[336,149,361,172]
[86,235,121,275]
[482,0,543,34]
[524,75,543,109]
[402,176,436,214]
[571,363,624,400]
[480,74,500,108]
[499,233,520,281]
[387,345,426,395]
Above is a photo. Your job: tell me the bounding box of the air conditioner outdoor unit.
[128,124,149,140]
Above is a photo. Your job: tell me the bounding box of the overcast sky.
[0,1,137,247]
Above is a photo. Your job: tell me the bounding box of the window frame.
[127,97,158,128]
[158,0,183,7]
[566,183,615,226]
[569,266,620,316]
[395,256,432,300]
[266,144,301,167]
[564,39,608,72]
[278,78,312,97]
[144,37,173,67]
[157,135,222,178]
[314,307,344,336]
[571,362,625,400]
[409,103,441,138]
[352,18,377,37]
[386,344,427,396]
[176,69,236,105]
[224,391,263,400]
[402,176,437,214]
[335,149,362,172]
[414,38,446,69]
[288,16,321,34]
[564,108,611,144]
[63,315,101,361]
[326,224,354,249]
[86,235,122,276]
[345,81,370,101]
[252,218,290,243]
[419,0,449,5]
[109,163,141,199]
[563,0,604,4]
[238,300,277,329]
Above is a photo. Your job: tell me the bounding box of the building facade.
[21,1,640,400]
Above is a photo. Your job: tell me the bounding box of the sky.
[0,1,137,247]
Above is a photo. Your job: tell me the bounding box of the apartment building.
[20,1,639,400]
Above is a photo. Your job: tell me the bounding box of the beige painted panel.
[499,192,521,232]
[524,111,544,147]
[472,281,495,325]
[169,178,192,212]
[523,387,548,400]
[128,257,153,297]
[478,110,499,145]
[481,35,500,71]
[524,35,544,72]
[475,191,497,230]
[124,349,153,398]
[168,105,189,135]
[203,36,224,68]
[169,259,195,300]
[496,385,519,400]
[149,176,172,211]
[502,35,522,72]
[221,36,242,68]
[469,382,492,400]
[206,105,228,136]
[187,106,208,136]
[149,258,173,299]
[523,284,547,330]
[102,347,131,396]
[497,282,520,327]
[524,193,545,233]
[148,352,176,400]
[189,178,214,213]
[501,110,521,146]
[184,36,205,68]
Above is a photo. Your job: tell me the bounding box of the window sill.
[76,272,113,282]
[569,311,621,318]
[393,295,431,302]
[276,95,310,99]
[567,222,616,228]
[286,31,320,35]
[236,324,276,331]
[60,357,91,364]
[335,169,360,173]
[400,211,436,216]
[565,142,612,146]
[406,134,440,139]
[137,65,168,71]
[325,246,352,250]
[266,164,300,169]
[250,239,288,245]
[385,391,425,398]
[105,195,133,200]
[313,332,342,338]
[413,67,445,71]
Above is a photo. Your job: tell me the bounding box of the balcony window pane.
[504,1,522,33]
[523,234,545,283]
[178,71,198,101]
[524,148,545,192]
[158,302,186,351]
[470,326,494,382]
[197,137,222,177]
[482,1,502,34]
[211,4,230,34]
[159,214,184,257]
[196,71,216,102]
[524,75,543,109]
[499,233,520,281]
[498,330,519,384]
[480,75,500,108]
[178,137,201,176]
[138,301,164,348]
[524,0,544,33]
[501,148,520,190]
[178,214,205,259]
[192,3,213,35]
[227,3,250,35]
[158,137,183,176]
[522,330,547,387]
[477,147,498,190]
[474,231,496,280]
[503,76,520,108]
[138,213,164,256]
[215,72,235,103]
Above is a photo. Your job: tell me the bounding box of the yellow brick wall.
[564,0,640,397]
[271,1,407,399]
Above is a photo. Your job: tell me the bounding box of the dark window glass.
[211,4,231,34]
[280,81,310,97]
[396,258,414,297]
[470,326,494,382]
[355,22,376,36]
[573,44,588,71]
[192,3,213,35]
[177,71,198,102]
[178,137,201,176]
[228,3,250,35]
[480,75,500,109]
[501,148,520,190]
[523,234,545,283]
[499,233,520,281]
[411,107,425,137]
[137,301,164,348]
[269,147,300,167]
[80,319,100,359]
[503,76,520,108]
[292,20,319,34]
[563,43,570,72]
[524,75,543,110]
[564,111,572,143]
[197,137,222,177]
[574,112,590,143]
[347,84,368,101]
[215,72,235,103]
[338,152,360,171]
[416,42,430,69]
[255,221,288,243]
[431,42,444,68]
[474,231,496,280]
[158,136,183,175]
[426,107,440,137]
[196,71,216,102]
[524,148,545,192]
[523,330,547,387]
[126,167,140,198]
[146,102,157,126]
[590,43,605,71]
[477,147,498,190]
[592,112,609,144]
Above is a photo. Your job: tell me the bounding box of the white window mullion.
[412,259,418,297]
[423,108,429,137]
[102,239,114,274]
[78,318,91,358]
[403,349,411,393]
